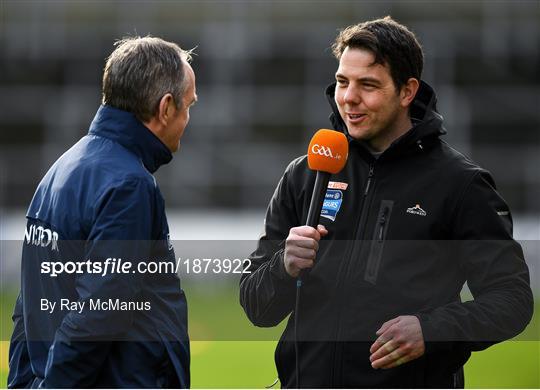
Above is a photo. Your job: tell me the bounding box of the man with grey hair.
[8,36,197,388]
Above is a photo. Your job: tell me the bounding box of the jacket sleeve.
[417,170,534,351]
[240,162,301,327]
[42,178,155,388]
[8,293,35,388]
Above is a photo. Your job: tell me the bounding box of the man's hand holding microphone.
[285,129,348,279]
[284,225,328,278]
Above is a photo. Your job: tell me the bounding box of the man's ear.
[400,78,420,108]
[157,93,175,126]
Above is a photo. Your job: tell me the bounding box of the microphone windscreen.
[307,129,349,174]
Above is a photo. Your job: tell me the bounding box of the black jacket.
[240,81,533,388]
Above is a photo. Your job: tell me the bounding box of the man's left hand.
[369,315,425,369]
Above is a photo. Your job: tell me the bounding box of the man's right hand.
[284,225,328,277]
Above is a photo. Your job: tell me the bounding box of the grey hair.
[102,36,194,122]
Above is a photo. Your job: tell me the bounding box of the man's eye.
[336,80,348,86]
[363,84,376,90]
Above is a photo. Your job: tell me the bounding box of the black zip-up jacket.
[240,81,533,388]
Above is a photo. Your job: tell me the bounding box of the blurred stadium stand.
[0,0,538,293]
[0,1,538,211]
[0,1,540,214]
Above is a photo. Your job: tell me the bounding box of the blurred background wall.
[0,0,539,280]
[1,0,538,210]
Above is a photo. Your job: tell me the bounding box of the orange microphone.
[294,130,349,389]
[305,129,349,228]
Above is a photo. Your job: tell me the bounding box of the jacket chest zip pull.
[364,164,375,196]
[378,207,389,242]
[417,140,424,151]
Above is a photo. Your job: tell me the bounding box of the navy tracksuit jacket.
[8,105,190,388]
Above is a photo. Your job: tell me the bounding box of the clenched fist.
[284,225,328,277]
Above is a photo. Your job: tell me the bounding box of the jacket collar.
[88,105,172,173]
[325,80,446,158]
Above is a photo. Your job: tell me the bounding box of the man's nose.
[343,85,360,105]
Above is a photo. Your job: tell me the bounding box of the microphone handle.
[305,171,331,228]
[296,170,331,388]
[299,171,330,282]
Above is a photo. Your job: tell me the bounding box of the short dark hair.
[102,36,193,122]
[332,16,423,90]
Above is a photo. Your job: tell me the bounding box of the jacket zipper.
[364,165,374,195]
[377,207,389,242]
[364,201,393,284]
[331,162,375,387]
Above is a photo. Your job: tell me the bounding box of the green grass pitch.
[1,287,538,388]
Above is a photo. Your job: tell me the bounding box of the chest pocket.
[364,200,394,284]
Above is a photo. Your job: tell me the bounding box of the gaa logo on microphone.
[311,144,343,160]
[307,129,348,174]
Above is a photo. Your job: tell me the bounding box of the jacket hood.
[88,105,172,173]
[325,80,446,152]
